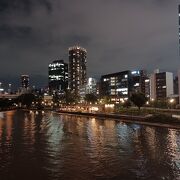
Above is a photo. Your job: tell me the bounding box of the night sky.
[0,0,179,89]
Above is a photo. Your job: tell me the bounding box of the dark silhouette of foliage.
[63,90,79,105]
[84,94,98,104]
[101,96,111,104]
[123,100,131,108]
[130,93,147,110]
[17,93,36,108]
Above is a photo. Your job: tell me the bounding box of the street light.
[0,83,1,94]
[169,98,175,109]
[169,99,174,104]
[8,84,12,94]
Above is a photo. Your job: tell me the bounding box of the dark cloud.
[0,0,52,14]
[0,24,32,40]
[0,0,179,88]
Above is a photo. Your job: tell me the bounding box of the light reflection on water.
[0,110,180,180]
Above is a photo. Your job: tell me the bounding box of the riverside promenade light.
[169,99,175,104]
[146,101,149,105]
[105,104,115,108]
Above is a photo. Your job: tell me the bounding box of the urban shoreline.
[55,110,180,130]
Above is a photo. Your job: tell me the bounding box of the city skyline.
[0,1,180,87]
[1,2,180,180]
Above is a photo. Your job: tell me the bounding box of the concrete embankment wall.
[56,111,180,130]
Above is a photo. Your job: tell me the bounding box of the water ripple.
[0,110,180,180]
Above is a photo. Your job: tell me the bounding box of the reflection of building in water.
[143,127,156,158]
[87,118,117,156]
[115,123,143,154]
[4,111,15,141]
[0,112,4,119]
[140,126,180,172]
[167,130,179,160]
[23,111,36,144]
[0,112,4,139]
[88,118,103,139]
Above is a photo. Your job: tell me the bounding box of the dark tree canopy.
[101,96,111,104]
[63,90,79,105]
[84,94,98,104]
[130,93,147,110]
[17,93,36,108]
[123,100,131,108]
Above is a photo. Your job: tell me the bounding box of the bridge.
[0,94,19,99]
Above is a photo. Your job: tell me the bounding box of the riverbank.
[3,109,180,129]
[56,110,180,129]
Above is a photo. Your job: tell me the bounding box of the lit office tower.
[131,70,148,95]
[100,71,131,103]
[21,75,29,89]
[48,60,68,92]
[69,46,87,95]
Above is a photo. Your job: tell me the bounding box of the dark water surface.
[0,110,180,180]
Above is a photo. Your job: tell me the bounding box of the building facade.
[48,60,68,92]
[150,70,174,100]
[145,78,150,99]
[69,46,87,96]
[131,70,147,95]
[21,75,29,89]
[174,76,178,95]
[79,77,97,100]
[100,70,148,103]
[100,71,131,103]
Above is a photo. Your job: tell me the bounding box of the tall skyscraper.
[69,46,87,96]
[48,60,68,92]
[21,75,29,89]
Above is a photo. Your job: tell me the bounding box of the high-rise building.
[178,70,180,103]
[21,75,29,89]
[174,76,179,95]
[69,46,87,96]
[150,70,174,100]
[100,70,148,103]
[131,70,147,94]
[145,78,150,99]
[100,71,131,103]
[79,77,97,100]
[48,60,68,92]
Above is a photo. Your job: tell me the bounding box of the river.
[0,110,180,180]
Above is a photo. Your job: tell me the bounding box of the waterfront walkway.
[56,110,180,130]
